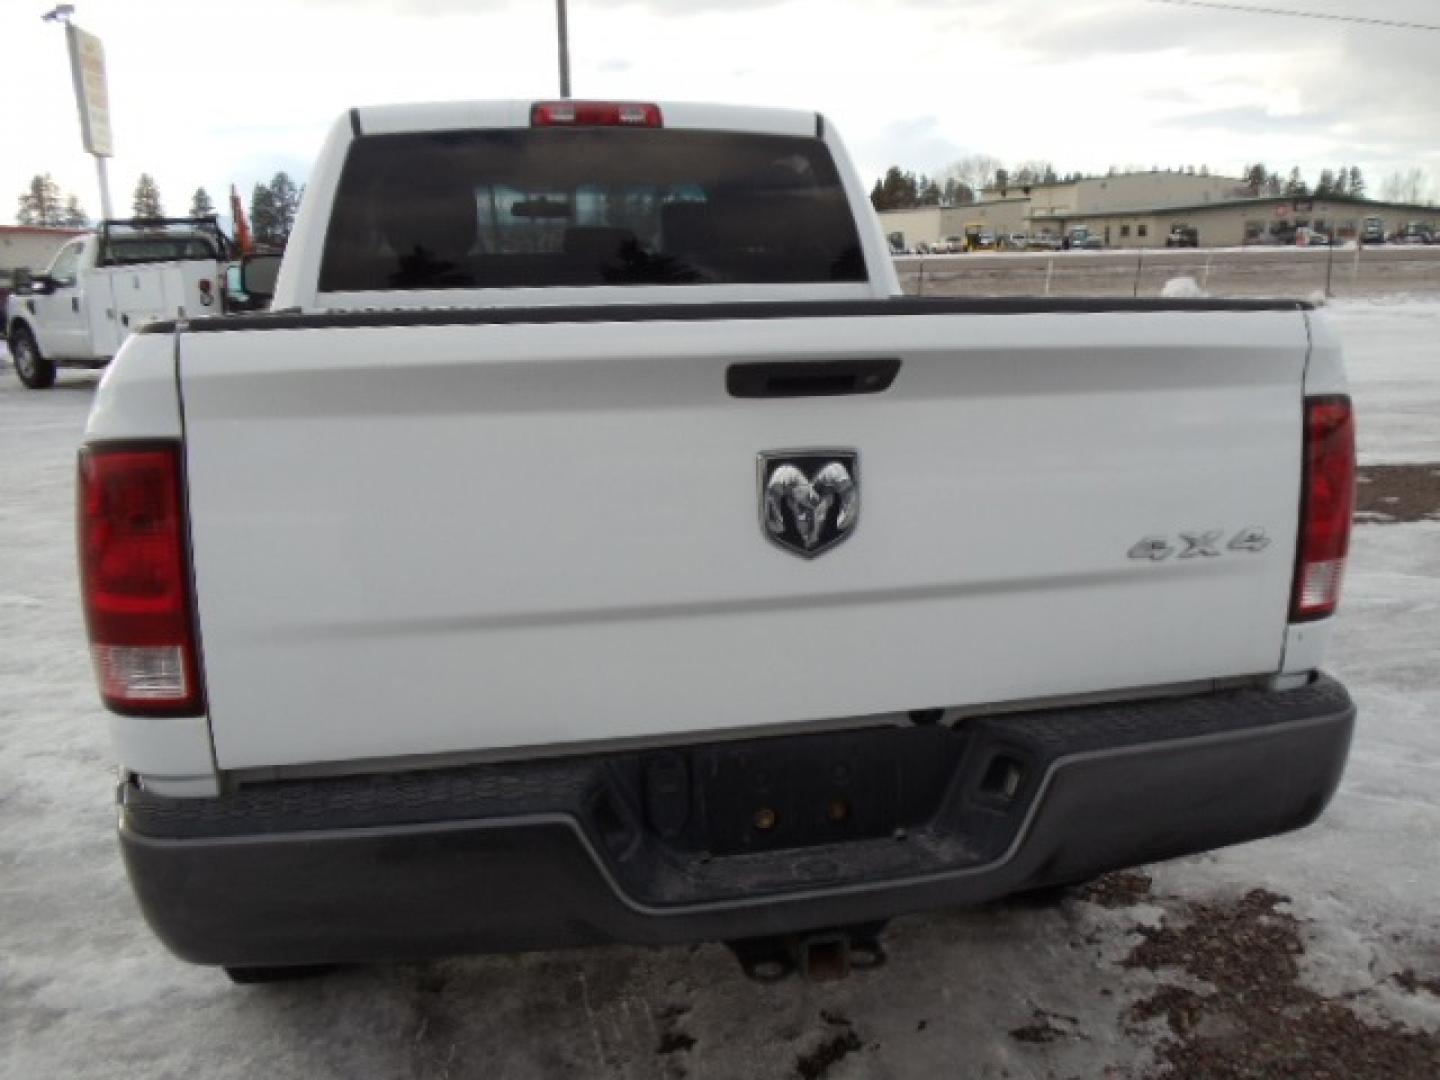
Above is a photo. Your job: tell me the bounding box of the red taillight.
[1291,396,1355,622]
[78,444,204,715]
[530,101,662,128]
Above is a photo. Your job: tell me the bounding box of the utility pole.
[556,0,571,98]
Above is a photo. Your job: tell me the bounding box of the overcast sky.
[5,0,1438,224]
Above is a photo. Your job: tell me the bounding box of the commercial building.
[0,225,88,282]
[878,199,1030,249]
[1042,193,1439,249]
[879,170,1439,249]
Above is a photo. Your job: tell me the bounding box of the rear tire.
[10,328,55,390]
[224,963,339,985]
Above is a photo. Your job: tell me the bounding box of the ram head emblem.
[758,451,860,558]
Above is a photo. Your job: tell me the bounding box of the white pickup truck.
[81,99,1356,983]
[6,217,229,389]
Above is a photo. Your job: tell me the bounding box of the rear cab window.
[318,128,867,292]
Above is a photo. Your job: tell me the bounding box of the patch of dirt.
[1395,970,1440,997]
[1082,871,1155,909]
[1354,464,1440,524]
[1130,984,1209,1036]
[653,1000,696,1071]
[794,1030,863,1080]
[656,1031,695,1054]
[1124,888,1440,1078]
[1009,1008,1085,1045]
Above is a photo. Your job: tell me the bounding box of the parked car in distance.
[1390,226,1434,246]
[1027,233,1060,251]
[1361,216,1386,245]
[1166,226,1198,248]
[1295,227,1330,247]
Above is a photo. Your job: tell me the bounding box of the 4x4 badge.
[758,450,859,558]
[1129,527,1271,561]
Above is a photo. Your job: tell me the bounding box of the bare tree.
[943,154,1003,197]
[1011,160,1057,186]
[1380,168,1431,205]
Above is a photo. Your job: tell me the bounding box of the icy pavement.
[1329,298,1440,466]
[2,302,1439,1077]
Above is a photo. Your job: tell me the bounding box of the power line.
[1149,0,1440,31]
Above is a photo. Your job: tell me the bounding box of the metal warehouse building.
[1042,193,1439,248]
[879,170,1439,249]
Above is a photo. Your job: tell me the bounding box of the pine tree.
[871,167,910,211]
[1347,166,1365,198]
[189,186,215,217]
[1283,168,1307,197]
[1315,169,1336,197]
[268,171,301,242]
[250,181,278,245]
[132,173,164,219]
[16,174,63,226]
[61,194,89,228]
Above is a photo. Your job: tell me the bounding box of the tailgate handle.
[726,358,901,399]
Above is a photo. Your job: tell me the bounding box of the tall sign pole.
[556,0,571,98]
[50,8,114,218]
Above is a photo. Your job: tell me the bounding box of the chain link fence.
[895,246,1440,300]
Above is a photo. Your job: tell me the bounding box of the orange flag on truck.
[230,184,253,255]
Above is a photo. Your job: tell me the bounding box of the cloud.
[1174,106,1344,135]
[852,117,974,178]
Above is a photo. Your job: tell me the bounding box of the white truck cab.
[6,217,229,388]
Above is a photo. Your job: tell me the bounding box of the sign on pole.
[66,23,112,158]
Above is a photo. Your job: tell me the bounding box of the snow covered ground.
[1331,299,1440,465]
[1,301,1438,1078]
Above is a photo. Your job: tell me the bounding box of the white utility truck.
[81,100,1356,983]
[6,217,230,388]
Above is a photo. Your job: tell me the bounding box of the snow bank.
[1160,275,1205,298]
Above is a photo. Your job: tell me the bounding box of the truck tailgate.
[177,305,1307,769]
